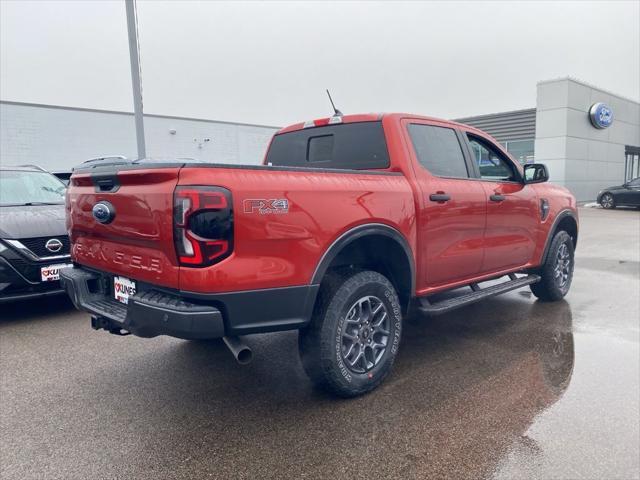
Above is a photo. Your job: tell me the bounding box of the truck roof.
[276,113,475,135]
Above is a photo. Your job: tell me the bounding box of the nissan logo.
[92,201,115,224]
[45,238,63,253]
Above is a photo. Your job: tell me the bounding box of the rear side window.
[407,124,469,178]
[265,121,390,170]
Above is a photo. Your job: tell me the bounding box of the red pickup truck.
[61,113,578,397]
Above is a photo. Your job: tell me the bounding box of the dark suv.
[0,165,72,302]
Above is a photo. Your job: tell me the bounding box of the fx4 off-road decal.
[243,199,289,215]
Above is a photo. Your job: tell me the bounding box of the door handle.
[429,193,451,202]
[489,194,505,202]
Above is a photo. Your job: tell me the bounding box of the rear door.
[462,132,539,273]
[403,120,487,290]
[67,164,182,288]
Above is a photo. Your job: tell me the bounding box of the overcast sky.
[1,0,639,127]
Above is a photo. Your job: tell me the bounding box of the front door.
[619,177,640,205]
[464,132,539,273]
[403,120,487,291]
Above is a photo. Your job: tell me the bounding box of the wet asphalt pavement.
[1,207,639,479]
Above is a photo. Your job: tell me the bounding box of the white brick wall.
[0,102,279,172]
[534,78,640,201]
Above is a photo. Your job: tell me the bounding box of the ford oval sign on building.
[589,102,613,129]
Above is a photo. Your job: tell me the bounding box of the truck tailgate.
[67,166,181,288]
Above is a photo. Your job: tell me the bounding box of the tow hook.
[90,316,131,336]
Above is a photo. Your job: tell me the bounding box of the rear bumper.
[60,266,319,339]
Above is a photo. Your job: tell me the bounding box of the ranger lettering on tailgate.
[75,243,163,273]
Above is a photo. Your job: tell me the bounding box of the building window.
[504,139,535,165]
[625,146,640,182]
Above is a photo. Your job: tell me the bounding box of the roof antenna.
[326,89,343,117]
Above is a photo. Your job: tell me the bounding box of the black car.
[0,165,72,302]
[597,177,640,209]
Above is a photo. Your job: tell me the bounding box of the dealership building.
[1,76,638,201]
[457,77,640,201]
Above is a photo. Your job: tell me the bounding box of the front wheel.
[299,270,402,397]
[530,230,575,302]
[600,193,616,209]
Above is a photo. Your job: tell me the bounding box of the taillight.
[173,186,233,267]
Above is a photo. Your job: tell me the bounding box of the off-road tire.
[299,270,402,397]
[530,230,575,302]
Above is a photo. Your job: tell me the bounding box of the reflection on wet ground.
[1,207,638,479]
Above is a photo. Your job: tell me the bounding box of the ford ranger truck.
[60,113,578,397]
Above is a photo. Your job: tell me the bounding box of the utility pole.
[125,0,146,159]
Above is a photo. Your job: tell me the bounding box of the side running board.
[418,274,541,316]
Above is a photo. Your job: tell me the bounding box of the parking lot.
[1,206,638,480]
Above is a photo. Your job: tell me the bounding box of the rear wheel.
[299,270,402,397]
[530,230,575,302]
[600,193,615,209]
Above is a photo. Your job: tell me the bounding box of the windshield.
[0,170,66,206]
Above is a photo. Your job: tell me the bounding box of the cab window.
[467,134,518,182]
[266,121,390,170]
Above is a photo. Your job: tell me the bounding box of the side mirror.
[524,163,549,184]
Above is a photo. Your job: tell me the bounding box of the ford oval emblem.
[92,201,115,224]
[589,102,613,129]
